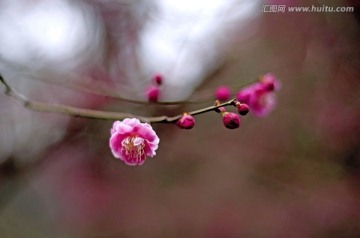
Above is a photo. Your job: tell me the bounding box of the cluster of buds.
[213,73,280,117]
[215,100,249,129]
[146,73,163,103]
[175,100,251,130]
[175,73,280,131]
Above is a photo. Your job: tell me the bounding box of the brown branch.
[0,73,237,123]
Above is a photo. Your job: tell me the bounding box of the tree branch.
[0,73,237,123]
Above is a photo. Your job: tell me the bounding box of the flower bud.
[222,112,240,129]
[177,114,195,129]
[237,103,249,116]
[215,86,231,101]
[152,73,163,86]
[146,85,159,102]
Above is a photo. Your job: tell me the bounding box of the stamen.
[121,136,145,162]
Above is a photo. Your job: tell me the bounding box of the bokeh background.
[0,0,359,237]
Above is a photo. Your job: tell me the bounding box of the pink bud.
[177,114,195,129]
[237,103,249,116]
[146,85,159,102]
[222,112,240,129]
[215,86,231,101]
[152,73,163,86]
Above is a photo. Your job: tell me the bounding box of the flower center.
[121,136,145,160]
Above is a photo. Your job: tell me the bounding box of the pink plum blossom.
[236,74,280,117]
[248,84,276,117]
[109,118,159,166]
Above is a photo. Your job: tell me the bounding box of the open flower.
[109,118,159,166]
[248,83,276,117]
[236,73,280,117]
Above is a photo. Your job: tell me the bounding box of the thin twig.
[0,73,237,123]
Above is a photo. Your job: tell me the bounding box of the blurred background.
[0,0,359,237]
